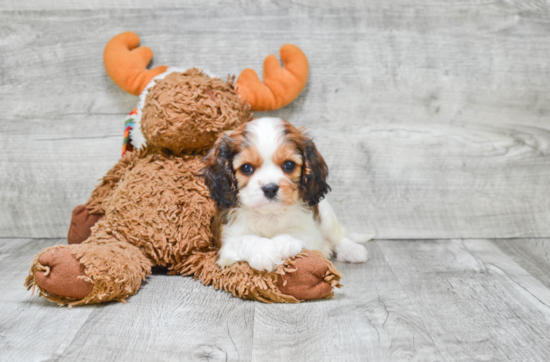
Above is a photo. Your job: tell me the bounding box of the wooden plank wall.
[1,1,550,238]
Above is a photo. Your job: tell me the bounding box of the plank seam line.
[375,241,449,361]
[52,307,97,361]
[250,304,256,362]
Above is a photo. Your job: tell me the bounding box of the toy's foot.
[34,247,93,299]
[67,205,101,245]
[277,250,336,300]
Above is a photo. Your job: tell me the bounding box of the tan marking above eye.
[273,142,303,169]
[233,146,263,175]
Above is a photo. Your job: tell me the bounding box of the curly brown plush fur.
[181,250,342,303]
[141,69,251,153]
[26,241,150,305]
[25,68,342,306]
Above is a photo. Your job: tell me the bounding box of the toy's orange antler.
[236,45,309,112]
[104,32,168,96]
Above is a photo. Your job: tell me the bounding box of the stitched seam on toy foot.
[35,262,51,276]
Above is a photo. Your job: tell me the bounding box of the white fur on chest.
[224,203,321,245]
[216,199,369,272]
[217,202,325,272]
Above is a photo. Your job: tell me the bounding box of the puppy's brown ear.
[300,139,331,206]
[200,135,238,208]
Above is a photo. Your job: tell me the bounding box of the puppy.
[201,117,369,272]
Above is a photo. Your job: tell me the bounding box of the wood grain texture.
[0,238,97,361]
[4,2,550,361]
[378,239,550,362]
[1,3,550,238]
[251,241,442,361]
[56,276,255,362]
[0,238,254,362]
[3,0,550,11]
[0,114,122,238]
[493,238,550,290]
[5,238,550,361]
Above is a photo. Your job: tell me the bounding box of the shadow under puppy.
[201,117,370,272]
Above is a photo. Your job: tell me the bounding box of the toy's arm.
[86,149,141,215]
[181,249,342,303]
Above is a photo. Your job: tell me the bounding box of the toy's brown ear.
[104,32,168,95]
[236,44,309,111]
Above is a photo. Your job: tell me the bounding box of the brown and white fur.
[201,117,369,272]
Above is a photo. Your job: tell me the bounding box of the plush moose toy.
[25,32,342,306]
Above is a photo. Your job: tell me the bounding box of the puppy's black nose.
[261,183,279,199]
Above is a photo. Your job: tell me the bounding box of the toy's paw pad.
[335,238,368,263]
[67,205,101,245]
[35,248,93,299]
[277,251,333,300]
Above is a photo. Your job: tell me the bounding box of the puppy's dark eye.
[282,161,296,173]
[240,163,254,175]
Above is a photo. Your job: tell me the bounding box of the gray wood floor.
[3,0,550,361]
[2,237,550,361]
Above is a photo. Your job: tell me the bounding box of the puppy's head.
[201,117,330,210]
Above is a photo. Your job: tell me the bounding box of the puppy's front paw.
[247,238,282,272]
[217,242,245,269]
[249,254,278,272]
[217,256,237,269]
[335,238,368,263]
[271,234,303,259]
